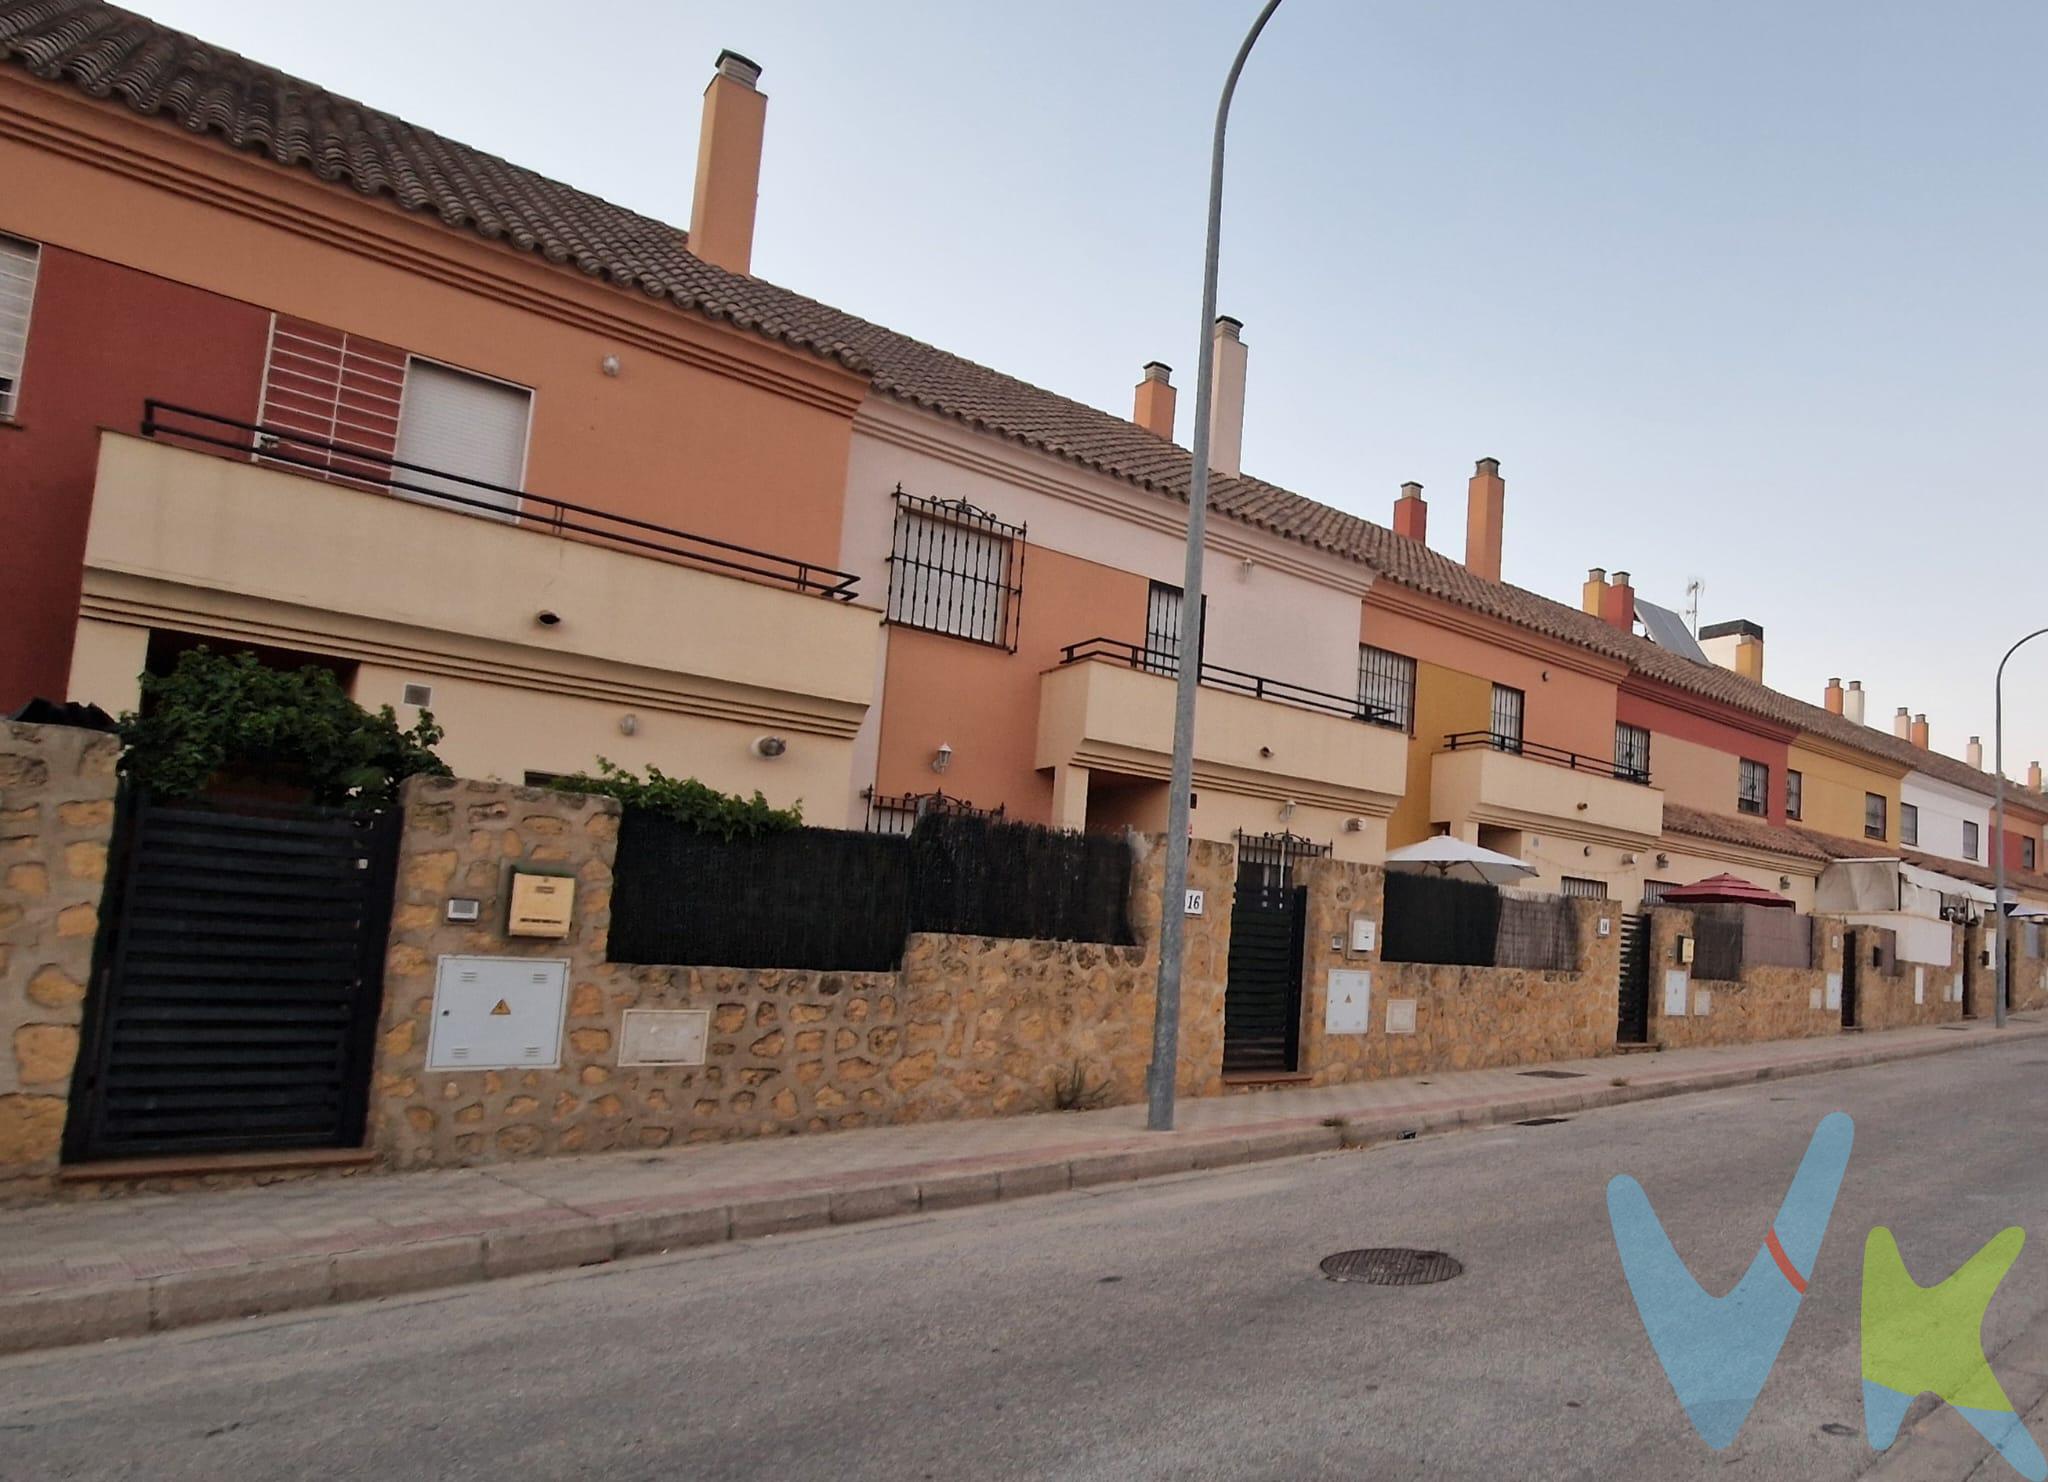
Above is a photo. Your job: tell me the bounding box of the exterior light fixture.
[1278,799,1296,821]
[601,354,622,377]
[535,609,561,627]
[931,743,953,774]
[618,713,639,736]
[751,735,788,759]
[1344,817,1364,833]
[1656,853,1671,869]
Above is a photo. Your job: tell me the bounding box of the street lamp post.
[1993,627,2048,1029]
[1145,0,1287,1132]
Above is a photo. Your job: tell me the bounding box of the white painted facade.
[1900,771,1994,868]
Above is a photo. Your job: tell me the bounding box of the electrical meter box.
[1325,969,1371,1035]
[427,955,569,1070]
[1348,916,1377,954]
[508,873,575,938]
[619,1009,710,1067]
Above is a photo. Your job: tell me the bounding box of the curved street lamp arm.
[1992,626,2048,1027]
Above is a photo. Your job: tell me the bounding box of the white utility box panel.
[427,955,569,1070]
[1385,998,1417,1035]
[1349,916,1377,954]
[619,1009,710,1067]
[1325,969,1372,1035]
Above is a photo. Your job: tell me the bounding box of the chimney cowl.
[1142,361,1171,382]
[715,49,763,87]
[1214,315,1243,339]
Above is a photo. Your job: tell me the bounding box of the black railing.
[1441,730,1652,785]
[139,401,862,600]
[1058,637,1399,726]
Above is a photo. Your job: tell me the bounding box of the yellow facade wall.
[1385,662,1491,848]
[1789,740,1901,846]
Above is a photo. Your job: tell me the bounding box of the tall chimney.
[1464,458,1505,582]
[1844,680,1866,726]
[1206,317,1247,478]
[1582,568,1609,618]
[1601,570,1635,632]
[1133,362,1176,440]
[2029,761,2043,792]
[1823,678,1844,715]
[1699,620,1764,682]
[1910,713,1929,750]
[1393,481,1427,543]
[689,50,767,275]
[1893,706,1911,739]
[1967,735,1984,770]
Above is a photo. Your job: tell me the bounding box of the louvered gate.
[66,794,400,1161]
[1616,914,1651,1044]
[1222,832,1326,1074]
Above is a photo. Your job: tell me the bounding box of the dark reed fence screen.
[1494,892,1580,971]
[607,811,1133,971]
[1690,910,1745,981]
[1381,872,1502,967]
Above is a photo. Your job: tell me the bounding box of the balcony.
[1036,642,1409,848]
[1430,732,1663,847]
[67,426,882,815]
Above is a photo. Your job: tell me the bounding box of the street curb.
[3,1024,2037,1358]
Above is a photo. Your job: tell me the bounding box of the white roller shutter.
[392,359,532,517]
[0,234,42,420]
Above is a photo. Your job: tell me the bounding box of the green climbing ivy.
[550,758,801,839]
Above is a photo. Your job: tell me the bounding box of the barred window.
[1863,791,1886,840]
[1614,722,1651,784]
[885,489,1023,649]
[1143,581,1205,677]
[1963,820,1980,861]
[1641,880,1681,905]
[1786,769,1803,820]
[1491,684,1525,752]
[1561,876,1609,900]
[2026,837,2038,872]
[1738,758,1769,816]
[1901,802,1919,846]
[1359,645,1417,732]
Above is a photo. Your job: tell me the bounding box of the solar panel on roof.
[1635,598,1711,664]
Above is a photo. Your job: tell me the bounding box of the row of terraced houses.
[3,2,2046,1184]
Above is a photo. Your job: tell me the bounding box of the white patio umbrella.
[1381,835,1539,887]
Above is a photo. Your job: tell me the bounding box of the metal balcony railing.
[1441,730,1652,785]
[139,401,862,600]
[1058,637,1399,727]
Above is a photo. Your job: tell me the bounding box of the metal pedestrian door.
[1616,914,1651,1044]
[66,794,400,1162]
[1223,832,1325,1075]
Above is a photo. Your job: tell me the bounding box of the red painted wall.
[2001,824,2043,876]
[1617,683,1792,823]
[0,246,270,711]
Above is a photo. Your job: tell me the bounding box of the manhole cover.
[1321,1248,1463,1285]
[1517,1116,1571,1126]
[1518,1069,1587,1079]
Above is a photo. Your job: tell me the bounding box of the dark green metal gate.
[65,793,400,1161]
[1222,832,1324,1074]
[1616,914,1651,1044]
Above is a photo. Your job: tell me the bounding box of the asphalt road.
[6,1038,2048,1481]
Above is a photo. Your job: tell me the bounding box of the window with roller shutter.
[391,359,532,518]
[0,233,40,420]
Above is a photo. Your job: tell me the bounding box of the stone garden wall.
[368,777,1231,1169]
[1291,859,1620,1085]
[0,723,119,1193]
[1645,907,1844,1050]
[1848,921,1967,1031]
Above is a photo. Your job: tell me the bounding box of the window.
[1561,876,1609,900]
[1785,770,1803,820]
[1641,880,1682,905]
[1901,802,1919,846]
[393,359,532,517]
[1963,820,1980,861]
[1864,791,1886,840]
[884,490,1024,649]
[1490,684,1525,753]
[1142,581,1205,677]
[1738,758,1769,816]
[0,233,41,420]
[2025,838,2038,872]
[1359,645,1417,732]
[1614,723,1651,784]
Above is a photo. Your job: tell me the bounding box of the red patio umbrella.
[1657,873,1795,909]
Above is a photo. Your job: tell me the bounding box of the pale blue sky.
[140,1,2048,767]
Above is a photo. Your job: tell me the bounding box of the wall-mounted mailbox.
[1674,935,1695,966]
[1349,916,1376,954]
[427,955,568,1070]
[508,872,575,938]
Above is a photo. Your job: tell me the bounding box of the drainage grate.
[1516,1117,1571,1127]
[1320,1248,1463,1285]
[1940,1025,1971,1032]
[1518,1069,1587,1079]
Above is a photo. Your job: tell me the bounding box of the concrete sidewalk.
[4,1018,2039,1357]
